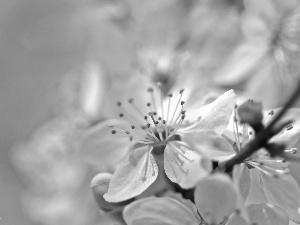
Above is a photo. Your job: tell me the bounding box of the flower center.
[110,83,186,151]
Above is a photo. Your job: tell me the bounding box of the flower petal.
[183,129,236,161]
[260,173,300,222]
[80,119,132,168]
[104,146,158,203]
[233,164,251,202]
[245,169,268,205]
[213,44,268,86]
[123,197,200,225]
[164,141,211,189]
[181,89,236,135]
[247,203,289,225]
[194,173,239,225]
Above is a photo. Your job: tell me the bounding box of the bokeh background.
[1,0,300,224]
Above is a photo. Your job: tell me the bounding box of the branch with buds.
[218,80,300,173]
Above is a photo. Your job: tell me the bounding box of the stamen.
[166,93,173,123]
[233,109,241,150]
[169,89,184,125]
[163,120,168,137]
[157,82,165,120]
[148,87,157,113]
[171,101,185,126]
[264,109,274,123]
[285,148,297,154]
[148,112,158,127]
[286,124,293,130]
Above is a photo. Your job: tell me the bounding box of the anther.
[286,124,293,130]
[155,121,159,125]
[130,136,133,141]
[153,112,157,116]
[179,89,184,94]
[181,110,186,115]
[162,120,166,124]
[111,130,116,134]
[234,104,238,108]
[158,117,162,120]
[119,113,124,117]
[128,98,134,103]
[147,87,154,93]
[131,125,135,129]
[147,103,151,107]
[168,93,173,97]
[269,110,274,115]
[181,101,185,105]
[125,131,130,135]
[144,116,148,120]
[117,102,122,107]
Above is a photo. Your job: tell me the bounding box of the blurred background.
[1,0,300,224]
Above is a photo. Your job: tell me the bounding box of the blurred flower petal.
[80,119,131,169]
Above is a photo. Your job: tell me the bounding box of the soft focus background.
[1,0,300,224]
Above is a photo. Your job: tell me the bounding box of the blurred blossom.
[215,0,300,108]
[11,113,101,225]
[6,0,300,225]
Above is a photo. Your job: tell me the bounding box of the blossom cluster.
[11,0,300,225]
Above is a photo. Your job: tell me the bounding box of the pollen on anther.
[155,121,159,125]
[147,87,154,93]
[181,101,185,105]
[125,131,130,135]
[111,130,116,134]
[286,124,293,130]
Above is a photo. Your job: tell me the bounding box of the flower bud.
[237,100,263,129]
[91,173,116,211]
